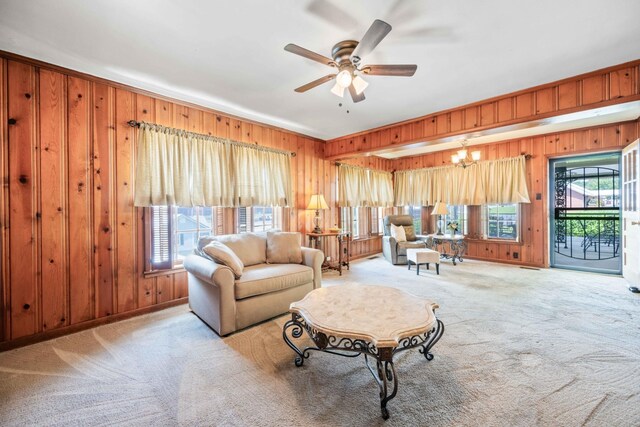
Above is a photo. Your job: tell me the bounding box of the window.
[404,206,422,233]
[445,205,468,235]
[340,207,385,238]
[148,205,282,271]
[236,206,282,233]
[484,203,519,240]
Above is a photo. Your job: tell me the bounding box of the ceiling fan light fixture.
[352,75,369,95]
[336,69,353,88]
[330,81,345,97]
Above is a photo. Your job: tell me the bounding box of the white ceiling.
[0,0,639,140]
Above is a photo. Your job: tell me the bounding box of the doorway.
[550,152,621,274]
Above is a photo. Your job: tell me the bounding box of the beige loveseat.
[183,232,323,336]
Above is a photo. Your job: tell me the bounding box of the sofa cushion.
[396,241,427,256]
[390,224,407,242]
[202,241,244,278]
[234,263,313,300]
[213,233,267,266]
[267,231,302,264]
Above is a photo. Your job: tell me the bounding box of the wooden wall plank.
[39,69,68,332]
[115,88,136,313]
[7,61,39,339]
[0,58,7,341]
[92,82,116,318]
[67,76,93,324]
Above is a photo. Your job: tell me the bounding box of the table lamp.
[431,202,448,235]
[307,194,329,233]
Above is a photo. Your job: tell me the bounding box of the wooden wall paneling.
[115,88,136,313]
[173,271,188,299]
[464,107,478,129]
[609,68,634,99]
[558,81,579,110]
[619,121,638,147]
[535,87,556,114]
[156,274,173,304]
[135,94,156,308]
[582,75,605,105]
[436,114,448,135]
[39,69,68,331]
[0,58,7,341]
[515,93,534,118]
[480,102,495,126]
[450,111,462,132]
[7,61,39,338]
[67,76,94,323]
[424,117,436,137]
[92,83,116,318]
[154,99,172,127]
[497,98,513,122]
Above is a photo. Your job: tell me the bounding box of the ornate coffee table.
[282,284,444,419]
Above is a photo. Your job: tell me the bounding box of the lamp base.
[436,215,444,235]
[313,210,322,234]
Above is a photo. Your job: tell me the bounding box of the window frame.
[483,203,520,241]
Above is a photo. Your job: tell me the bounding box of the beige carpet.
[1,257,639,426]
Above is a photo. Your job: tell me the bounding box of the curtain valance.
[134,122,292,207]
[338,164,394,207]
[394,155,530,206]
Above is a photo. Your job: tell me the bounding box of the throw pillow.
[390,224,407,242]
[266,231,303,264]
[202,241,244,278]
[403,225,417,241]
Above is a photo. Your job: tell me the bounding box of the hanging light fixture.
[352,75,369,95]
[451,140,481,168]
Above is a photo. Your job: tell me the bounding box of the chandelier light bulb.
[330,82,345,97]
[451,154,460,164]
[457,149,467,159]
[336,69,353,88]
[352,75,369,95]
[471,151,481,161]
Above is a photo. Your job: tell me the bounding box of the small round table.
[282,284,444,419]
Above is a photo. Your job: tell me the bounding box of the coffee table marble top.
[289,284,438,348]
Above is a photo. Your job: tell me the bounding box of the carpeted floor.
[1,257,639,426]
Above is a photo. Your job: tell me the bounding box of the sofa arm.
[301,247,324,289]
[183,254,235,288]
[382,236,398,264]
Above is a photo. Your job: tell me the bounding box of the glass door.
[550,153,622,274]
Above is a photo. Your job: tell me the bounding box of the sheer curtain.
[338,164,393,207]
[394,155,530,206]
[134,122,292,207]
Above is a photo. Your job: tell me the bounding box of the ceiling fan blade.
[351,19,392,61]
[348,84,365,103]
[294,74,336,93]
[362,64,417,76]
[284,44,336,67]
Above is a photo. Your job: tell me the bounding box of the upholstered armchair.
[382,215,427,265]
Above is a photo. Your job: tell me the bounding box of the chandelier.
[451,140,481,168]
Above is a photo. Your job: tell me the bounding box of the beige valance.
[338,164,394,207]
[134,122,292,207]
[394,155,530,206]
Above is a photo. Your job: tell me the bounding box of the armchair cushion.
[397,241,427,256]
[403,225,417,241]
[234,263,313,300]
[212,233,267,266]
[266,231,302,264]
[202,241,244,278]
[390,224,407,242]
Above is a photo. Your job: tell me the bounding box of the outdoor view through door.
[550,153,621,274]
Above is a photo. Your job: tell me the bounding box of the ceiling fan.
[284,19,417,103]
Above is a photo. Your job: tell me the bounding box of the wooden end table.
[282,284,444,419]
[307,232,351,275]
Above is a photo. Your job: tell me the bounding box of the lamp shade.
[431,201,448,215]
[307,194,329,210]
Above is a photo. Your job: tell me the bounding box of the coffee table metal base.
[282,312,444,419]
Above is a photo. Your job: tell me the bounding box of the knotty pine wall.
[391,120,639,267]
[325,60,640,160]
[0,54,381,348]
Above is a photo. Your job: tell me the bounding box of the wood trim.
[329,59,640,142]
[0,50,325,143]
[0,298,188,352]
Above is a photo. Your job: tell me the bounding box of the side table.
[307,232,351,275]
[419,234,467,265]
